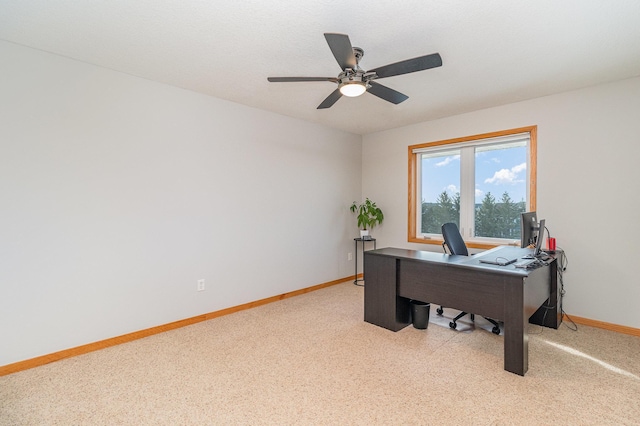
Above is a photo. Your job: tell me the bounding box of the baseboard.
[565,314,640,337]
[0,276,352,377]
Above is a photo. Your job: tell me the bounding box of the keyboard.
[514,258,537,268]
[479,258,517,266]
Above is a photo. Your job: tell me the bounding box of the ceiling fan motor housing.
[338,69,369,96]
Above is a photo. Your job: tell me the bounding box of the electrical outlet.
[348,252,353,261]
[197,279,205,292]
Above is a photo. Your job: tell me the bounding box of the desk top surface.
[365,245,552,277]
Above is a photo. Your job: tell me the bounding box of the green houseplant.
[350,198,384,237]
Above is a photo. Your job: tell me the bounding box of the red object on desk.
[547,237,556,251]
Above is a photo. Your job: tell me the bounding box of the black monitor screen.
[520,211,538,248]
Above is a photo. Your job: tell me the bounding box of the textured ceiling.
[2,0,640,135]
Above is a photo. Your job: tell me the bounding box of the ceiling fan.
[267,33,442,109]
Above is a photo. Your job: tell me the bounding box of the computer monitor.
[520,211,538,248]
[534,219,545,257]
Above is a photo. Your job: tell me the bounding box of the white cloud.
[512,162,527,173]
[436,155,460,167]
[485,162,527,185]
[485,168,516,184]
[446,184,458,193]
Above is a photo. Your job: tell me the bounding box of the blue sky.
[421,145,527,204]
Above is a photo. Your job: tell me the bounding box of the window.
[408,126,537,249]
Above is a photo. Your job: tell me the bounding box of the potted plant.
[350,198,384,238]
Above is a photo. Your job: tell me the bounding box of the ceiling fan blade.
[317,88,343,109]
[324,33,357,70]
[268,77,338,83]
[367,81,409,104]
[369,53,442,79]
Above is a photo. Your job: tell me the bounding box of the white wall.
[0,41,362,366]
[362,76,640,329]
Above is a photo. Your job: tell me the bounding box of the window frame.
[407,126,537,249]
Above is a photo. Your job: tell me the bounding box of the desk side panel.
[398,260,505,321]
[504,275,527,376]
[503,263,552,375]
[529,260,561,328]
[364,253,410,331]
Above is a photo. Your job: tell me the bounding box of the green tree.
[496,191,518,238]
[476,191,526,238]
[421,191,460,233]
[425,190,525,239]
[475,192,497,237]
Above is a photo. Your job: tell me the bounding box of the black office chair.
[440,222,501,335]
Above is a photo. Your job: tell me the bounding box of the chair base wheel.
[492,326,500,335]
[436,307,443,315]
[449,321,457,330]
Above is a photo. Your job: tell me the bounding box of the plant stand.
[354,237,376,286]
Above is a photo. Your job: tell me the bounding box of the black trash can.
[410,300,431,329]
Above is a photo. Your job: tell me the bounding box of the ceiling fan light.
[339,81,366,97]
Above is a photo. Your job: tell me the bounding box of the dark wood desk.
[363,246,560,376]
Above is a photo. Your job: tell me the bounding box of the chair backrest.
[441,223,469,256]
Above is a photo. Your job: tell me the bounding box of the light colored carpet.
[1,282,639,425]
